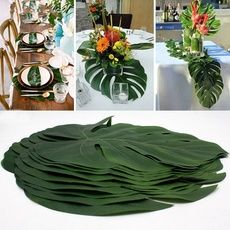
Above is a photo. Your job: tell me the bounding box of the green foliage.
[48,0,74,25]
[84,58,147,101]
[180,1,220,36]
[1,117,227,216]
[13,66,63,101]
[188,57,223,108]
[77,40,152,101]
[166,40,223,108]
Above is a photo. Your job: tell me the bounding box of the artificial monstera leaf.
[1,117,228,216]
[27,66,41,87]
[188,57,223,108]
[29,32,37,44]
[85,59,147,100]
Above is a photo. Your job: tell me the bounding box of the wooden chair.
[0,48,13,110]
[15,0,23,14]
[10,2,21,33]
[108,14,133,29]
[0,19,19,67]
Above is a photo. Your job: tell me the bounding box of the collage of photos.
[0,1,230,230]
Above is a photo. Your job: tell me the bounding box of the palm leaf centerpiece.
[77,2,153,101]
[166,0,223,108]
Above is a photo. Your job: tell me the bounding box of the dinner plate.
[21,32,45,47]
[49,55,69,69]
[18,65,54,89]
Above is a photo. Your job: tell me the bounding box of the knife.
[21,90,53,93]
[21,94,43,97]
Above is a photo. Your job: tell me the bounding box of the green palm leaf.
[1,117,228,216]
[188,57,223,108]
[85,59,147,100]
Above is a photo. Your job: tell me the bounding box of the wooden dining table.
[10,6,74,110]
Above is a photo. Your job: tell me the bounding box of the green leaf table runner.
[1,117,228,216]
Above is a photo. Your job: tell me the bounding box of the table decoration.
[165,0,223,109]
[47,0,74,47]
[1,117,228,216]
[88,0,108,24]
[13,64,63,101]
[77,10,153,101]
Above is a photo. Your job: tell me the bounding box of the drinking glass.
[112,83,129,104]
[140,26,147,38]
[53,83,68,103]
[44,39,55,53]
[60,66,74,83]
[48,28,55,41]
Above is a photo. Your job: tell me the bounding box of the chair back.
[0,19,19,66]
[109,14,133,29]
[15,0,23,14]
[0,48,12,110]
[10,2,21,33]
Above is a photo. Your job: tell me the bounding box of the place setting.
[13,47,74,104]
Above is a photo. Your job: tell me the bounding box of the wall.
[122,0,153,32]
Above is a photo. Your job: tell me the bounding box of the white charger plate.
[20,66,51,86]
[22,33,45,45]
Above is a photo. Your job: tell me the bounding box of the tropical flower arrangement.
[89,25,133,70]
[77,11,153,101]
[88,0,108,21]
[180,0,220,54]
[166,0,223,109]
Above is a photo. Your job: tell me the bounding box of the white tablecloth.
[76,30,154,110]
[156,41,230,110]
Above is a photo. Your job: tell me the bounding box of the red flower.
[90,6,97,13]
[191,0,209,35]
[104,29,121,43]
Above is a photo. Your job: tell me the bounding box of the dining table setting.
[156,0,230,111]
[10,0,74,110]
[76,28,154,111]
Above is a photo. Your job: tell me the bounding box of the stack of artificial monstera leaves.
[1,117,228,216]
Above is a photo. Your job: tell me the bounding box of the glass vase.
[103,65,123,77]
[182,28,192,51]
[190,33,204,56]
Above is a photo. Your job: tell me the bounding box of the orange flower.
[96,37,110,53]
[90,6,97,13]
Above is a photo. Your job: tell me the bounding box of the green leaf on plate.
[29,32,37,45]
[27,66,41,87]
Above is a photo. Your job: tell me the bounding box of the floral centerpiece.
[77,9,153,101]
[88,0,108,22]
[180,0,220,55]
[166,0,223,109]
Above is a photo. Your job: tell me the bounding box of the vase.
[182,28,192,51]
[190,33,204,56]
[55,24,64,47]
[103,65,123,77]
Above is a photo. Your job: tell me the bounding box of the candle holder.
[112,82,129,104]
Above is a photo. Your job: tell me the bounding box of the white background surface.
[0,111,230,230]
[156,41,230,110]
[76,30,154,110]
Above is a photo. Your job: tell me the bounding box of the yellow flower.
[96,37,110,53]
[114,58,119,62]
[109,54,114,60]
[114,41,123,48]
